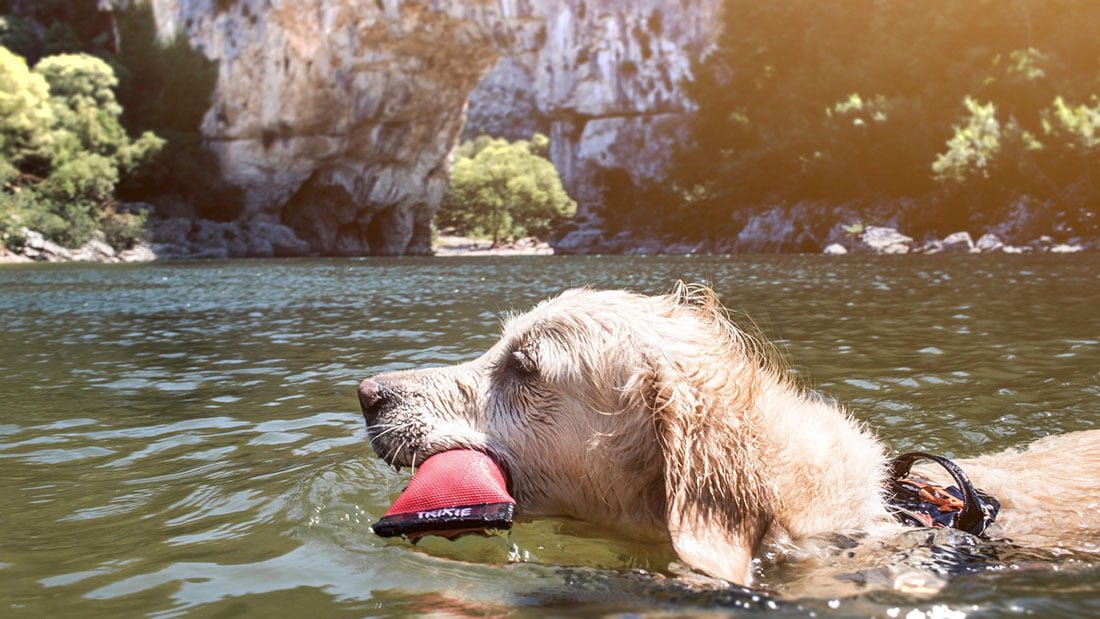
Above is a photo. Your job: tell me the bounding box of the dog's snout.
[358,378,386,422]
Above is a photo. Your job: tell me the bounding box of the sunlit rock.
[975,233,1004,253]
[857,226,912,254]
[940,231,975,254]
[1050,243,1083,253]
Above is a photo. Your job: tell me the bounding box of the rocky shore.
[554,226,1095,256]
[1,229,156,264]
[0,223,552,263]
[4,199,1096,264]
[553,200,1100,256]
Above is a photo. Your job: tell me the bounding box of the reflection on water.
[0,255,1098,616]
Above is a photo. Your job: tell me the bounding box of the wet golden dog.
[359,284,1100,585]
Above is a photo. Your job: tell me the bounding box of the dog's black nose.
[358,378,386,423]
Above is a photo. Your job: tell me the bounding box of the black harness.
[884,452,1001,537]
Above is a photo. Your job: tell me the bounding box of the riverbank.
[0,229,553,263]
[554,226,1096,256]
[553,200,1100,256]
[0,229,155,264]
[432,235,553,256]
[5,207,1098,264]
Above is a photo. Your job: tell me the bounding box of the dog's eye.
[511,348,538,376]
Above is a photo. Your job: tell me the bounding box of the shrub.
[40,152,118,202]
[438,135,576,243]
[933,98,1002,184]
[0,45,53,168]
[36,53,128,163]
[99,205,147,249]
[0,45,163,250]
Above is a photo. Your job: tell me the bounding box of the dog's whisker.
[370,424,403,440]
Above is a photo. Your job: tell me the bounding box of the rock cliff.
[130,0,719,255]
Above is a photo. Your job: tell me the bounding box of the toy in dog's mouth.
[371,449,515,540]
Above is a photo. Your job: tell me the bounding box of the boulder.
[20,228,73,262]
[1050,243,1083,253]
[118,243,157,262]
[823,243,848,255]
[856,226,912,254]
[553,229,607,255]
[248,221,311,257]
[975,233,1004,253]
[73,238,118,262]
[916,239,943,254]
[940,231,976,254]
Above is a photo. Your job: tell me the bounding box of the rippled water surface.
[1,255,1098,617]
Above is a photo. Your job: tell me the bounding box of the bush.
[99,205,147,249]
[0,45,162,249]
[40,152,118,202]
[36,53,129,164]
[0,45,53,169]
[438,135,576,243]
[932,98,1003,184]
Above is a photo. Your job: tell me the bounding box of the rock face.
[132,0,720,255]
[465,1,720,213]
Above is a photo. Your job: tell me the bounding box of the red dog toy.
[372,450,515,540]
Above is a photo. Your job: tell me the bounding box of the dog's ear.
[643,349,772,585]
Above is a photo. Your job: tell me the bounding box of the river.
[1,255,1098,616]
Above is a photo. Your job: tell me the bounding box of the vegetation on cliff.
[1,1,224,252]
[637,0,1100,241]
[0,45,162,248]
[437,135,576,244]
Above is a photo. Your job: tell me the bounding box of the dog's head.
[359,284,775,583]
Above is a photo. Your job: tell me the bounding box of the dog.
[357,283,1100,585]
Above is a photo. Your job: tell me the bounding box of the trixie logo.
[417,507,473,519]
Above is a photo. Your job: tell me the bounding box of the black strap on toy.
[885,451,1001,538]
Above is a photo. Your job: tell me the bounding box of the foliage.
[1045,96,1100,153]
[99,205,148,249]
[0,46,162,248]
[932,98,1002,184]
[438,135,576,243]
[0,45,52,168]
[660,0,1100,238]
[2,0,236,241]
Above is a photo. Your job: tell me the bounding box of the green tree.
[439,135,576,244]
[35,53,163,170]
[0,45,52,173]
[1,48,162,248]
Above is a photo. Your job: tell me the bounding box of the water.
[1,255,1098,617]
